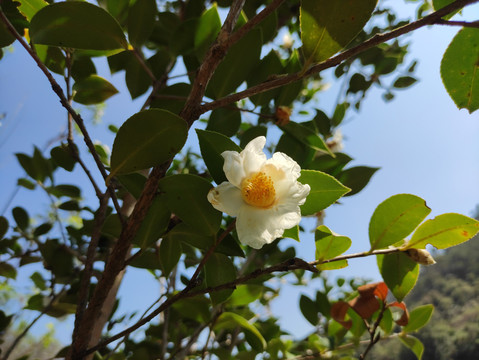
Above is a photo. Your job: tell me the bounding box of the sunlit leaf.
[194,4,221,60]
[215,312,266,351]
[315,225,351,270]
[30,1,128,50]
[299,170,350,216]
[228,285,263,307]
[283,225,300,242]
[405,213,479,250]
[369,194,431,251]
[110,109,187,176]
[399,335,424,360]
[441,28,479,113]
[402,305,434,333]
[17,0,47,21]
[300,0,378,63]
[377,252,419,302]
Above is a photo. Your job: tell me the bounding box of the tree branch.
[199,0,479,114]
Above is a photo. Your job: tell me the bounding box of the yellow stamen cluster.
[241,172,276,208]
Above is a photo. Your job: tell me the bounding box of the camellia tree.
[0,0,479,359]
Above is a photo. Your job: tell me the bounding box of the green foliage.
[0,0,477,358]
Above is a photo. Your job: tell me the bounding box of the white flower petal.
[236,206,283,249]
[207,182,243,217]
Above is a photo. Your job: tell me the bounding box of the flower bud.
[275,106,292,126]
[404,248,436,265]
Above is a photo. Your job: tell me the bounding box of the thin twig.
[434,19,479,28]
[199,0,479,114]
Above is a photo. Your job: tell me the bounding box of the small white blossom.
[207,136,310,249]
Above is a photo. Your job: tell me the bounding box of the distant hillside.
[369,234,479,360]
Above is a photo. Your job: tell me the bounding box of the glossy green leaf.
[369,194,431,251]
[402,305,434,333]
[206,28,262,98]
[206,106,241,137]
[377,252,419,302]
[159,174,221,235]
[441,28,479,113]
[281,121,333,156]
[299,170,350,216]
[315,225,351,264]
[194,4,221,60]
[30,2,127,50]
[0,216,8,239]
[228,285,263,307]
[204,254,236,305]
[215,312,266,351]
[399,335,424,360]
[300,0,378,63]
[300,294,319,325]
[0,262,17,279]
[283,225,300,242]
[133,196,170,248]
[73,75,119,105]
[159,236,182,277]
[196,129,242,184]
[12,206,29,231]
[338,166,379,196]
[128,0,157,47]
[17,0,47,21]
[405,213,479,250]
[110,109,187,176]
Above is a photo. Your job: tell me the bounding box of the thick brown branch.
[200,0,479,114]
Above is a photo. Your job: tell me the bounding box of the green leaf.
[133,196,170,249]
[0,216,8,239]
[281,121,333,156]
[405,213,479,250]
[206,28,262,98]
[33,223,52,237]
[399,335,424,360]
[300,294,319,325]
[206,106,241,137]
[247,50,283,107]
[110,109,187,176]
[338,166,379,196]
[17,0,47,21]
[71,56,97,80]
[204,254,236,305]
[283,225,300,242]
[402,305,434,333]
[240,126,267,149]
[0,310,12,333]
[172,297,210,323]
[215,312,266,351]
[12,206,29,231]
[377,252,419,302]
[116,173,147,199]
[194,4,221,60]
[50,145,76,172]
[369,194,431,251]
[30,1,127,50]
[228,285,263,307]
[39,240,74,279]
[129,250,161,270]
[159,236,182,277]
[331,102,349,127]
[17,178,35,190]
[48,184,81,198]
[0,262,17,279]
[440,28,479,113]
[300,0,378,63]
[298,170,350,216]
[315,225,351,270]
[125,50,151,99]
[196,129,242,184]
[393,76,417,89]
[30,271,47,290]
[159,174,221,235]
[275,50,303,106]
[73,75,119,105]
[432,0,458,20]
[150,82,191,114]
[127,0,157,47]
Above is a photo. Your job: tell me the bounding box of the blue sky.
[1,0,478,346]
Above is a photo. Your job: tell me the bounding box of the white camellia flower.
[207,136,310,249]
